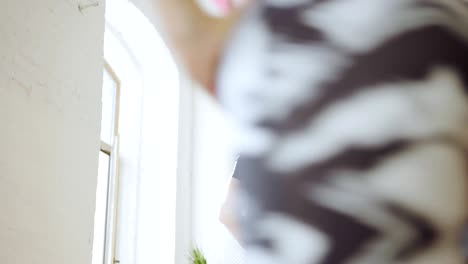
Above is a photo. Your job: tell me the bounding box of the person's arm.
[150,0,243,94]
[220,177,243,244]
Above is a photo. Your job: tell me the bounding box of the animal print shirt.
[216,0,468,264]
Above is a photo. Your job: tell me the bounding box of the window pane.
[92,151,111,264]
[101,69,117,144]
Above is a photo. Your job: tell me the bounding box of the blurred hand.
[151,0,247,94]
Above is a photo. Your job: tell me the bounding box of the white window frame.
[103,61,121,264]
[98,61,121,264]
[100,62,120,155]
[102,1,182,263]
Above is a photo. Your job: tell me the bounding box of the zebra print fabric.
[216,0,468,263]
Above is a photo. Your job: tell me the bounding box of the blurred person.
[152,0,468,263]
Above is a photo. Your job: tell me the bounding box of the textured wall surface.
[0,1,105,263]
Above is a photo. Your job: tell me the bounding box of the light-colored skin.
[150,0,247,94]
[219,178,242,243]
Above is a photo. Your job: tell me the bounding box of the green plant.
[190,247,207,264]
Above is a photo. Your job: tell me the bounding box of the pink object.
[213,0,231,13]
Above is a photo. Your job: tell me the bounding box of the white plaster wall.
[0,1,105,263]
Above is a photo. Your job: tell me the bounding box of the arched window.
[93,1,180,263]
